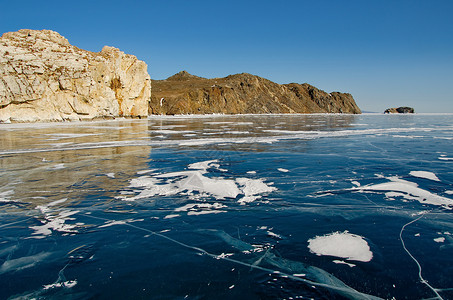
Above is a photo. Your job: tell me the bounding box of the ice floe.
[307,231,373,262]
[409,171,440,182]
[99,219,144,228]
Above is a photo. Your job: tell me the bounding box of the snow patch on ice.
[434,237,445,243]
[409,171,440,182]
[174,203,227,216]
[137,169,157,175]
[99,220,127,228]
[30,199,80,237]
[236,177,277,205]
[187,210,225,216]
[354,176,453,209]
[307,231,373,262]
[438,156,453,161]
[164,214,180,219]
[43,280,78,290]
[119,160,276,205]
[188,159,220,171]
[333,260,356,267]
[267,231,282,239]
[99,218,144,228]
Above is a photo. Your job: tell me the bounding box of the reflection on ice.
[0,190,15,203]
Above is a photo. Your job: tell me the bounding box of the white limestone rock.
[0,29,151,122]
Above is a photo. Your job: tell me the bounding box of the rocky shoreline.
[1,29,360,123]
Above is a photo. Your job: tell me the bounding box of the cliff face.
[150,71,361,115]
[0,29,151,122]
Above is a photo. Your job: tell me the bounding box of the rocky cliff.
[150,71,361,115]
[0,29,151,122]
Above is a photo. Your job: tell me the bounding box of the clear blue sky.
[2,0,452,112]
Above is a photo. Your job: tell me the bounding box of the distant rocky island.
[384,107,415,114]
[151,71,361,115]
[1,29,360,123]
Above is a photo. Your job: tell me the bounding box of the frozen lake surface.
[1,113,452,299]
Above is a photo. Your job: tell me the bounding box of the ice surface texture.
[0,114,452,299]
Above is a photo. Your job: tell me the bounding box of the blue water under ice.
[0,113,452,299]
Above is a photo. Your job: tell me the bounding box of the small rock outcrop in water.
[384,107,415,114]
[151,71,361,115]
[0,29,151,122]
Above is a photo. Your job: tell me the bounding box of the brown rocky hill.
[150,71,361,115]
